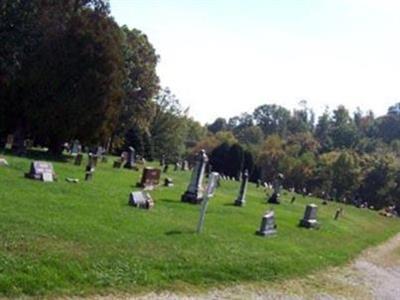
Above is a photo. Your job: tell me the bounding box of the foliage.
[1,153,400,297]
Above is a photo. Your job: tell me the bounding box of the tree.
[112,26,159,149]
[149,88,187,161]
[1,1,124,153]
[253,104,290,137]
[207,118,227,134]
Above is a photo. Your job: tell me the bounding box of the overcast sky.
[110,0,400,124]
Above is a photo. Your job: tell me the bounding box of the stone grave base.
[256,227,277,236]
[234,199,245,206]
[299,219,320,229]
[181,191,203,204]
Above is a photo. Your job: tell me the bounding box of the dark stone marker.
[234,169,249,207]
[25,161,56,182]
[163,164,169,173]
[334,208,343,220]
[268,192,281,204]
[291,196,296,204]
[256,179,261,188]
[164,177,174,187]
[124,147,136,169]
[299,204,320,229]
[85,154,95,181]
[74,153,83,166]
[4,134,13,150]
[136,167,161,190]
[256,211,277,236]
[181,149,208,204]
[181,160,189,171]
[128,191,154,209]
[160,154,166,167]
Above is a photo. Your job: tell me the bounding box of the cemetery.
[3,1,400,298]
[0,151,400,297]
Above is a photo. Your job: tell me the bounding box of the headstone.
[174,162,180,171]
[164,177,174,187]
[74,153,83,166]
[163,164,169,173]
[334,208,343,220]
[256,210,277,236]
[123,147,135,169]
[0,158,8,166]
[113,160,122,168]
[128,191,154,209]
[71,140,80,155]
[25,161,56,182]
[66,177,79,183]
[299,204,320,229]
[136,167,161,190]
[4,134,13,150]
[160,154,166,166]
[234,169,249,207]
[256,179,261,188]
[181,160,189,171]
[85,154,96,181]
[91,155,98,167]
[181,149,208,204]
[268,173,284,204]
[197,172,219,233]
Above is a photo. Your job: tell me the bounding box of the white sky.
[110,0,400,124]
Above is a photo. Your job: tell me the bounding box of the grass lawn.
[0,151,399,297]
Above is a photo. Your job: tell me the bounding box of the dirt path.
[87,233,400,300]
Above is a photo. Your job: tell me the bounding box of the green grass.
[0,152,399,297]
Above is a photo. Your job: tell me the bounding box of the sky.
[109,0,400,124]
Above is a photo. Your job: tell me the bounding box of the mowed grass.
[0,152,400,297]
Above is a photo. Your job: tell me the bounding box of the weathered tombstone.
[256,179,261,188]
[174,162,180,171]
[25,161,56,182]
[71,140,80,155]
[256,210,277,236]
[268,173,284,204]
[0,158,9,166]
[181,149,208,204]
[74,153,83,166]
[128,191,154,209]
[163,164,169,173]
[197,172,219,233]
[181,160,189,171]
[91,155,98,167]
[299,204,320,229]
[4,134,13,150]
[113,160,122,168]
[334,208,343,220]
[160,154,166,167]
[136,167,161,190]
[234,169,249,207]
[123,147,135,169]
[164,177,174,187]
[85,154,95,181]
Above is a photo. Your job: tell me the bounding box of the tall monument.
[181,149,208,204]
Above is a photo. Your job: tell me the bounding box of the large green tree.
[1,0,125,153]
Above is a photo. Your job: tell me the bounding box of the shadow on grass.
[160,198,180,204]
[165,229,196,235]
[2,149,69,163]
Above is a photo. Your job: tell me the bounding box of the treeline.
[0,0,205,158]
[200,102,400,210]
[2,1,400,209]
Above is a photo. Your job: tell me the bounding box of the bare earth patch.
[81,232,400,300]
